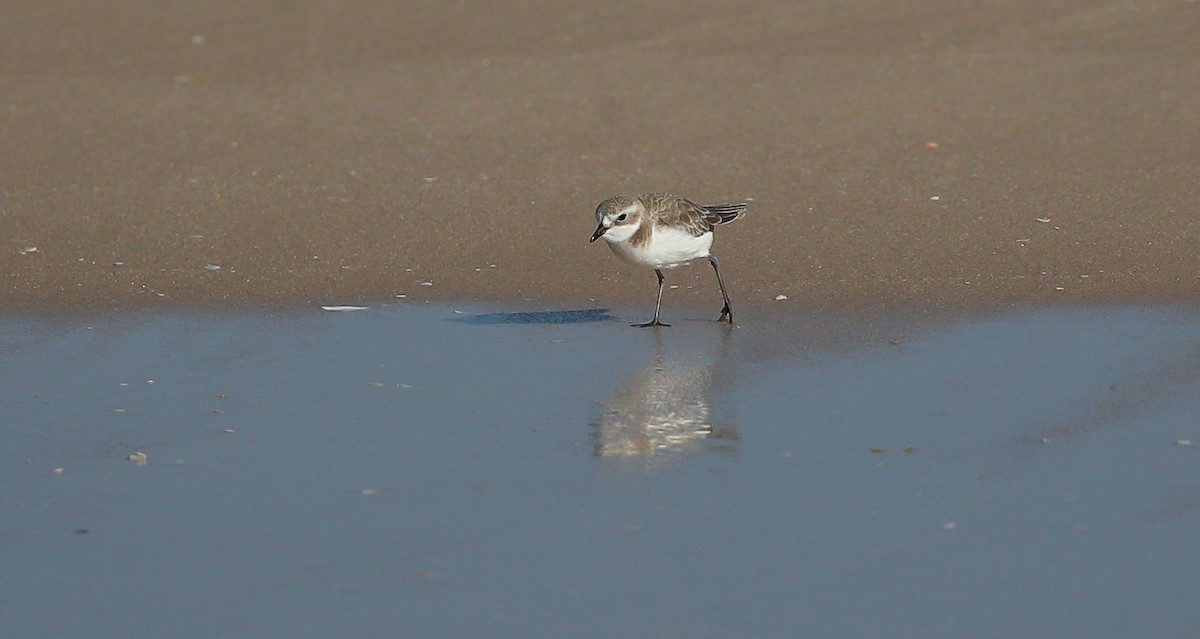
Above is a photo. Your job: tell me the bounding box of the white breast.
[607,225,715,269]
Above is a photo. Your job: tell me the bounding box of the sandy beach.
[8,6,1200,636]
[3,0,1197,312]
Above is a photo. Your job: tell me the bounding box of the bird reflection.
[591,329,738,460]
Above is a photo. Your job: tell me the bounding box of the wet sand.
[3,0,1198,312]
[4,304,1200,637]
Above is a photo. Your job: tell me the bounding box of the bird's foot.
[717,304,733,323]
[632,319,670,328]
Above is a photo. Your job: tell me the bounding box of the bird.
[589,193,746,327]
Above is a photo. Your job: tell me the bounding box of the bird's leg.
[709,256,733,323]
[633,269,670,327]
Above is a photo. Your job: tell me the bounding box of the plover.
[589,193,746,327]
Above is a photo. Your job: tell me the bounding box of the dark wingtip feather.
[704,202,748,225]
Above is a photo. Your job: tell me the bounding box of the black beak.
[589,223,607,243]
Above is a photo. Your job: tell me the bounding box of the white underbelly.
[608,227,714,269]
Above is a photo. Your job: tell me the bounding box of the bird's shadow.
[450,308,616,325]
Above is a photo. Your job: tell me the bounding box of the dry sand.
[3,0,1198,312]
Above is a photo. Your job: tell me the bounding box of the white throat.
[601,221,640,243]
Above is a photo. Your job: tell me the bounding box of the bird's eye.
[616,213,627,222]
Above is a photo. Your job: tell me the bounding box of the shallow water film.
[4,304,1200,638]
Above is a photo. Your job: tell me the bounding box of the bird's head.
[590,195,643,243]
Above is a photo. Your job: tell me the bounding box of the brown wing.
[641,194,711,237]
[641,193,747,237]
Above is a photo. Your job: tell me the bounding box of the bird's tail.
[704,203,747,225]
